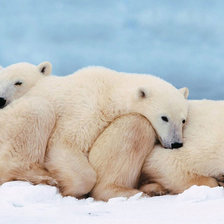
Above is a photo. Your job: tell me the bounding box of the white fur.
[142,99,224,193]
[0,62,51,106]
[27,66,188,149]
[3,66,188,197]
[0,96,56,185]
[0,62,54,185]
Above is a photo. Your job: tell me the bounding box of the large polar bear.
[140,100,224,195]
[0,66,188,198]
[0,61,52,107]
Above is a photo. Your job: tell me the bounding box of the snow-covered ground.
[0,181,223,224]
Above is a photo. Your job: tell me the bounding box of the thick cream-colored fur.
[0,61,52,106]
[141,100,224,194]
[4,66,187,197]
[0,61,54,185]
[89,114,156,201]
[0,96,56,186]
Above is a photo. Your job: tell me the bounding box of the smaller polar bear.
[0,61,52,108]
[140,100,224,195]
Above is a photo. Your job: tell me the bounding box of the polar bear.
[88,87,188,201]
[140,100,224,195]
[2,66,188,197]
[0,61,54,185]
[0,61,52,108]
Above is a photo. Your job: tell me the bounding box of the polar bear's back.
[184,100,224,148]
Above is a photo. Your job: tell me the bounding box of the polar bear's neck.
[180,100,224,177]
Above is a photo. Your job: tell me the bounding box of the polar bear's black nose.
[0,97,6,109]
[171,142,183,149]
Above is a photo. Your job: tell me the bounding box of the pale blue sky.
[0,0,224,99]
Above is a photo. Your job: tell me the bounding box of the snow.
[0,181,223,224]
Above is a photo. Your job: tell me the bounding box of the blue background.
[1,0,224,99]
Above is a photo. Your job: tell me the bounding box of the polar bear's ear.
[179,87,189,99]
[137,87,149,99]
[37,61,52,76]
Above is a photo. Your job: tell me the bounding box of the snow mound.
[108,192,143,203]
[177,185,224,202]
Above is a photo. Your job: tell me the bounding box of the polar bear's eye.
[182,119,186,124]
[14,81,22,86]
[161,116,168,122]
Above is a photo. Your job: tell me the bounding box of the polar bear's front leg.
[89,113,156,201]
[45,142,97,198]
[0,96,56,186]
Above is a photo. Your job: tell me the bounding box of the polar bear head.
[0,61,52,108]
[127,75,189,149]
